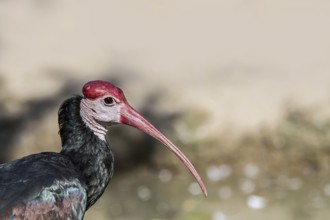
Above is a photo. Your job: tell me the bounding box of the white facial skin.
[80,95,123,141]
[79,90,207,196]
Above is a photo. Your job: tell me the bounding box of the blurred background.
[1,0,330,219]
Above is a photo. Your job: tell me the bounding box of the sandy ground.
[1,1,330,219]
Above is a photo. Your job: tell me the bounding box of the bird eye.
[104,97,115,105]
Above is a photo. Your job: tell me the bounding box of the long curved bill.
[120,104,207,197]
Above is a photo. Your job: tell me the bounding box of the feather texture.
[0,96,114,219]
[0,153,87,220]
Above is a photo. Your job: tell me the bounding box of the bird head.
[80,80,207,197]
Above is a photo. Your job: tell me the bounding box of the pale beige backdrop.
[1,1,330,220]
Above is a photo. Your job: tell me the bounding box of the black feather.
[0,96,115,219]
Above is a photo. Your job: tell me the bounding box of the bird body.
[0,96,113,219]
[0,81,206,219]
[0,152,87,219]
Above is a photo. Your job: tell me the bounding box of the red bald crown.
[82,80,126,101]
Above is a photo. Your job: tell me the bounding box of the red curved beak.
[120,103,207,197]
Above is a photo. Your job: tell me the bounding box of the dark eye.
[104,97,115,105]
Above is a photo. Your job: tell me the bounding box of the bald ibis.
[0,80,207,219]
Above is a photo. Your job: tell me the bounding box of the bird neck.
[58,96,114,209]
[80,99,108,141]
